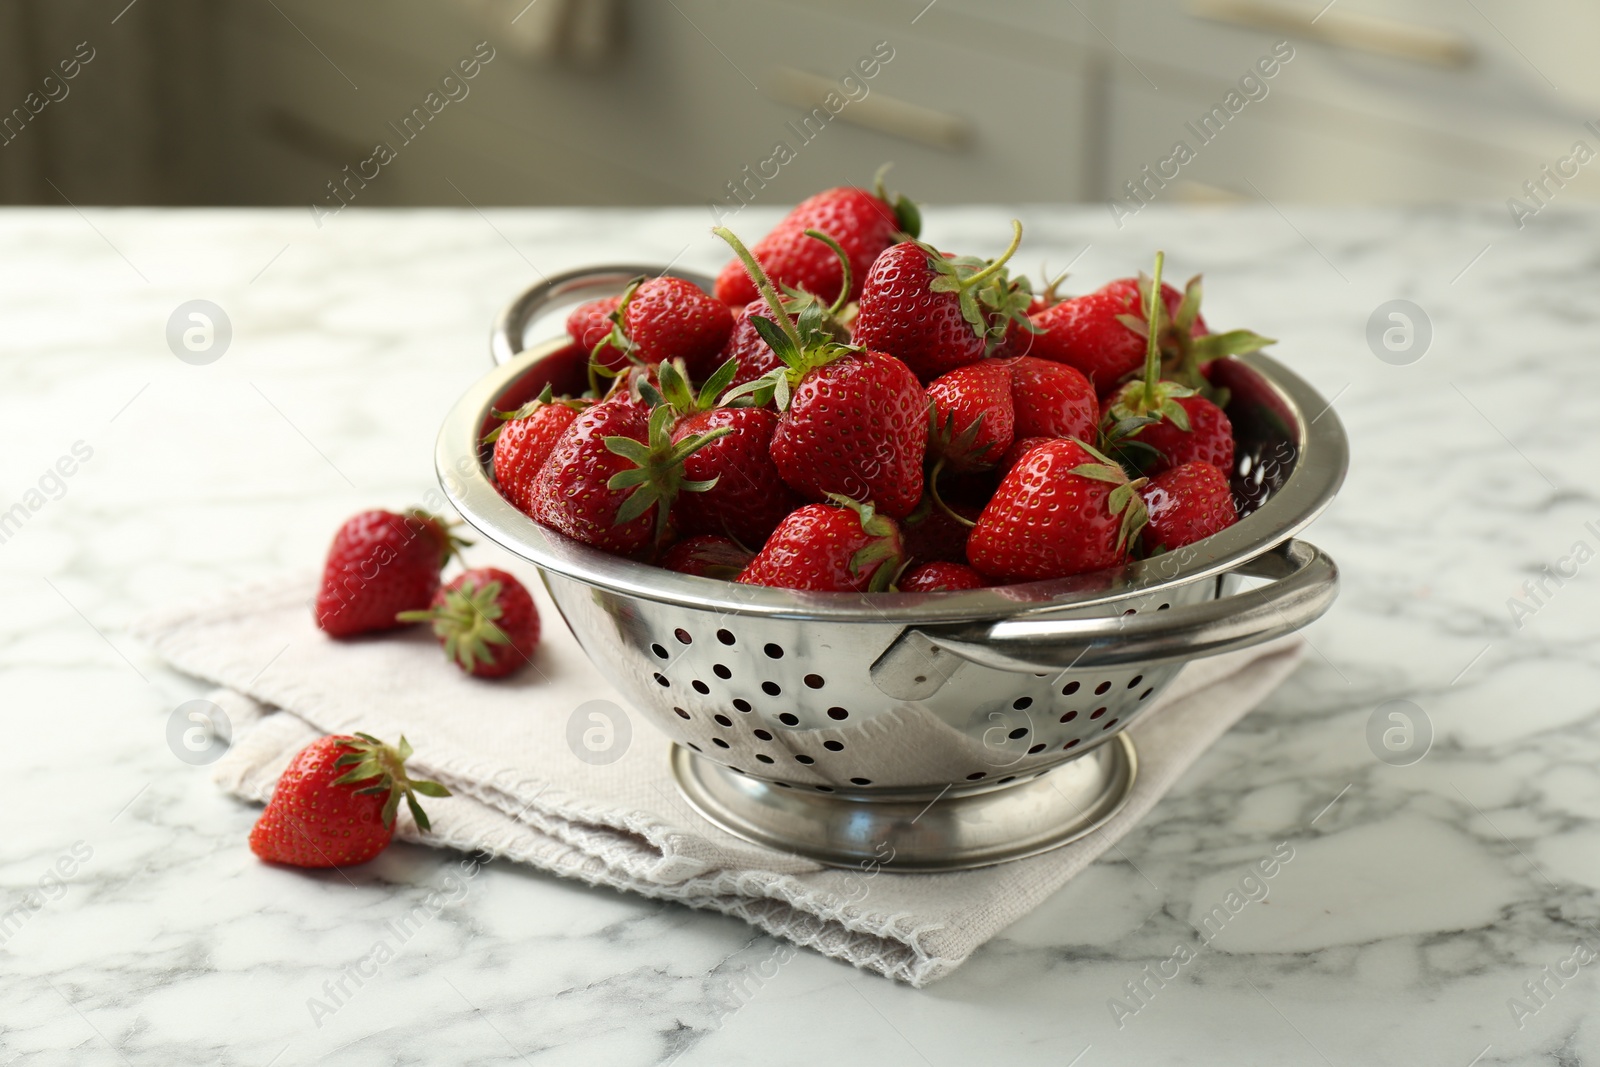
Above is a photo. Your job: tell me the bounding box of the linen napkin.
[134,562,1304,986]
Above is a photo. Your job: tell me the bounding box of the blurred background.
[0,0,1593,210]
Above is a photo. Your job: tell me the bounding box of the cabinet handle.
[767,67,972,152]
[1187,0,1475,67]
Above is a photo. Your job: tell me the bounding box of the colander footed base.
[669,733,1137,872]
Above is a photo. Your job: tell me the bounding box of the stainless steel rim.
[669,734,1138,871]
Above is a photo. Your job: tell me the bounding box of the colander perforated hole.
[712,738,730,749]
[778,713,799,726]
[823,740,844,752]
[1127,675,1144,688]
[651,643,668,659]
[675,628,692,644]
[713,664,731,679]
[762,681,782,696]
[687,742,702,752]
[673,707,690,720]
[1091,707,1107,719]
[653,673,670,687]
[753,728,773,740]
[850,777,872,786]
[733,698,751,712]
[1122,608,1136,616]
[804,674,824,689]
[763,643,784,659]
[717,629,735,645]
[713,714,733,727]
[1013,697,1033,710]
[815,785,834,792]
[1060,710,1078,723]
[1140,688,1154,701]
[756,754,774,764]
[1095,681,1112,695]
[1158,603,1171,611]
[1063,739,1080,750]
[773,781,792,788]
[692,680,710,695]
[1027,743,1045,754]
[966,772,987,781]
[827,707,849,721]
[998,776,1016,784]
[1103,718,1119,730]
[795,754,815,764]
[1062,681,1080,695]
[1007,727,1028,740]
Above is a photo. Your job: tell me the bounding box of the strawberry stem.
[713,227,805,354]
[1140,251,1166,406]
[960,219,1024,292]
[803,228,853,316]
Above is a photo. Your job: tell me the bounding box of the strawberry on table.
[713,168,918,308]
[852,221,1033,383]
[1101,252,1235,475]
[249,733,450,868]
[398,567,540,679]
[661,534,754,579]
[314,509,462,637]
[529,388,729,555]
[487,385,590,515]
[737,497,906,593]
[1140,461,1238,551]
[715,226,928,519]
[898,560,986,592]
[967,439,1146,583]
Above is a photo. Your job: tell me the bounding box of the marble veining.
[2,203,1599,1064]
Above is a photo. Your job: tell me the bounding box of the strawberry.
[927,359,1014,473]
[644,357,803,546]
[721,299,791,391]
[591,276,734,384]
[1140,461,1238,551]
[737,497,905,592]
[716,227,928,519]
[852,222,1032,382]
[901,498,978,565]
[530,393,728,555]
[898,561,985,592]
[314,510,461,638]
[487,385,589,514]
[967,439,1146,583]
[713,169,918,307]
[568,296,627,373]
[1101,252,1235,475]
[996,435,1057,478]
[661,534,754,579]
[1004,355,1099,440]
[249,733,450,868]
[398,567,539,679]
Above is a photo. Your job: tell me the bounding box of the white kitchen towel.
[134,565,1305,986]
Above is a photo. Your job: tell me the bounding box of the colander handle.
[491,264,718,366]
[872,540,1337,693]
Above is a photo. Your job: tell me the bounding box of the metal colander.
[435,266,1346,871]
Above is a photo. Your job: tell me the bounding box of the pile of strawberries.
[491,172,1275,593]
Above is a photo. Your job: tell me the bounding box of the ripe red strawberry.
[1101,253,1235,475]
[1140,461,1238,550]
[592,277,734,381]
[737,498,905,592]
[967,439,1146,583]
[1004,356,1099,440]
[487,386,589,514]
[852,222,1032,382]
[927,359,1014,472]
[713,172,917,307]
[249,733,450,868]
[398,567,540,679]
[716,227,928,519]
[672,406,800,545]
[721,299,790,391]
[568,296,627,373]
[901,499,978,565]
[314,510,460,637]
[661,534,754,579]
[996,435,1057,477]
[530,396,727,555]
[899,561,985,592]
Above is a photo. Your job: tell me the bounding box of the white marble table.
[1,202,1594,1066]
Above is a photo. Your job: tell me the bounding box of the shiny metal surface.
[434,265,1348,870]
[671,734,1137,871]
